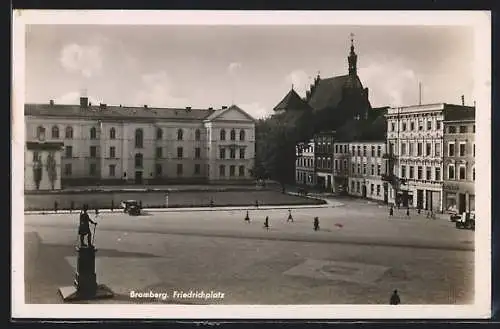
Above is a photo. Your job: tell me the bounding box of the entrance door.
[459,193,466,213]
[383,184,388,204]
[417,189,424,209]
[135,171,143,184]
[425,190,433,210]
[362,185,367,198]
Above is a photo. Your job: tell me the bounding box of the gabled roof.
[273,89,313,112]
[204,104,256,122]
[307,75,364,111]
[25,103,216,121]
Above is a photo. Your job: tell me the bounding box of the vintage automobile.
[449,213,462,222]
[455,212,475,230]
[120,200,140,213]
[128,204,141,216]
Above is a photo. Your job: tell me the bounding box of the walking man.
[78,204,98,248]
[390,290,401,305]
[244,211,250,223]
[406,207,410,218]
[389,206,394,217]
[54,201,58,214]
[263,216,269,230]
[313,216,320,231]
[287,209,293,223]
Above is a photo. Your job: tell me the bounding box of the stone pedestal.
[58,246,114,302]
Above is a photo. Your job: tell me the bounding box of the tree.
[46,152,57,190]
[33,159,42,190]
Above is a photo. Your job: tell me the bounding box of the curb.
[24,202,344,215]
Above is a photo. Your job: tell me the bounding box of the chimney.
[80,97,88,108]
[144,104,148,109]
[99,103,107,109]
[461,95,465,106]
[185,106,192,111]
[49,100,54,106]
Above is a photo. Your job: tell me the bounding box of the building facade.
[346,141,387,201]
[295,139,316,187]
[314,131,335,192]
[443,116,475,214]
[25,140,64,191]
[384,103,475,212]
[332,142,350,194]
[25,98,256,190]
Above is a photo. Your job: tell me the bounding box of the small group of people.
[389,205,436,220]
[244,209,320,232]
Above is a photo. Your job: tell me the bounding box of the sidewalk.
[24,198,344,215]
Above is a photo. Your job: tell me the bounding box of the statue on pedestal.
[79,204,97,248]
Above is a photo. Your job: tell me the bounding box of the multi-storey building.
[314,131,335,191]
[443,110,476,214]
[332,142,350,194]
[347,141,387,201]
[384,103,474,212]
[24,97,256,190]
[295,139,316,187]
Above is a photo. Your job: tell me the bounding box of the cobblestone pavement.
[23,198,474,305]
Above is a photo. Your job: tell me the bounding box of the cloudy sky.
[25,24,474,119]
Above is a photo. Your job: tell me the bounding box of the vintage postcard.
[12,10,491,319]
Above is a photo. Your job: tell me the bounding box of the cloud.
[54,91,103,105]
[237,102,271,120]
[228,62,242,75]
[360,59,420,107]
[59,43,103,78]
[284,70,310,97]
[133,71,188,108]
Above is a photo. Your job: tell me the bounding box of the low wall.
[24,190,325,211]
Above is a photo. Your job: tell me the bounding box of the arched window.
[156,128,163,140]
[135,153,143,168]
[239,129,245,141]
[220,129,226,141]
[230,129,236,141]
[110,127,116,140]
[135,128,143,148]
[195,129,201,141]
[177,129,183,141]
[51,126,59,139]
[90,127,97,140]
[65,126,73,139]
[36,126,45,140]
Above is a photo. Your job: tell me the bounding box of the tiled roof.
[273,89,313,112]
[335,111,386,143]
[204,104,256,122]
[307,75,364,111]
[25,103,216,121]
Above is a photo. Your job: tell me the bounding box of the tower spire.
[348,33,358,76]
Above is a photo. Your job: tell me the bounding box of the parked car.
[449,213,461,222]
[455,212,475,230]
[120,200,140,213]
[128,204,141,216]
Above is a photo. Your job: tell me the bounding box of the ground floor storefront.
[396,182,443,212]
[443,181,475,214]
[316,172,333,192]
[348,178,388,203]
[295,169,316,187]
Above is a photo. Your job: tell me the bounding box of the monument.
[58,204,114,301]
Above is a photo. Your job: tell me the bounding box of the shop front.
[443,182,475,214]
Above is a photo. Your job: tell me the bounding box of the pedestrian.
[314,217,320,231]
[95,206,99,217]
[389,206,394,217]
[406,208,410,218]
[417,208,421,214]
[139,200,143,210]
[390,289,401,305]
[209,198,214,208]
[111,200,114,212]
[255,200,259,208]
[70,200,74,214]
[244,211,250,223]
[54,201,58,213]
[287,209,293,223]
[263,216,269,230]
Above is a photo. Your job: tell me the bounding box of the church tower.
[348,33,357,76]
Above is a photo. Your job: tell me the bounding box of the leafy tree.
[46,152,57,190]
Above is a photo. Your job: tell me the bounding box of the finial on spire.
[291,83,294,90]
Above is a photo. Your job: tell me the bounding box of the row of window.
[64,163,247,178]
[350,181,382,196]
[447,125,475,134]
[351,163,383,176]
[390,119,441,132]
[399,165,475,181]
[37,126,247,143]
[64,146,247,160]
[296,157,314,168]
[388,141,475,158]
[350,145,383,157]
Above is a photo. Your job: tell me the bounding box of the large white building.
[295,139,316,187]
[25,97,256,190]
[384,103,474,212]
